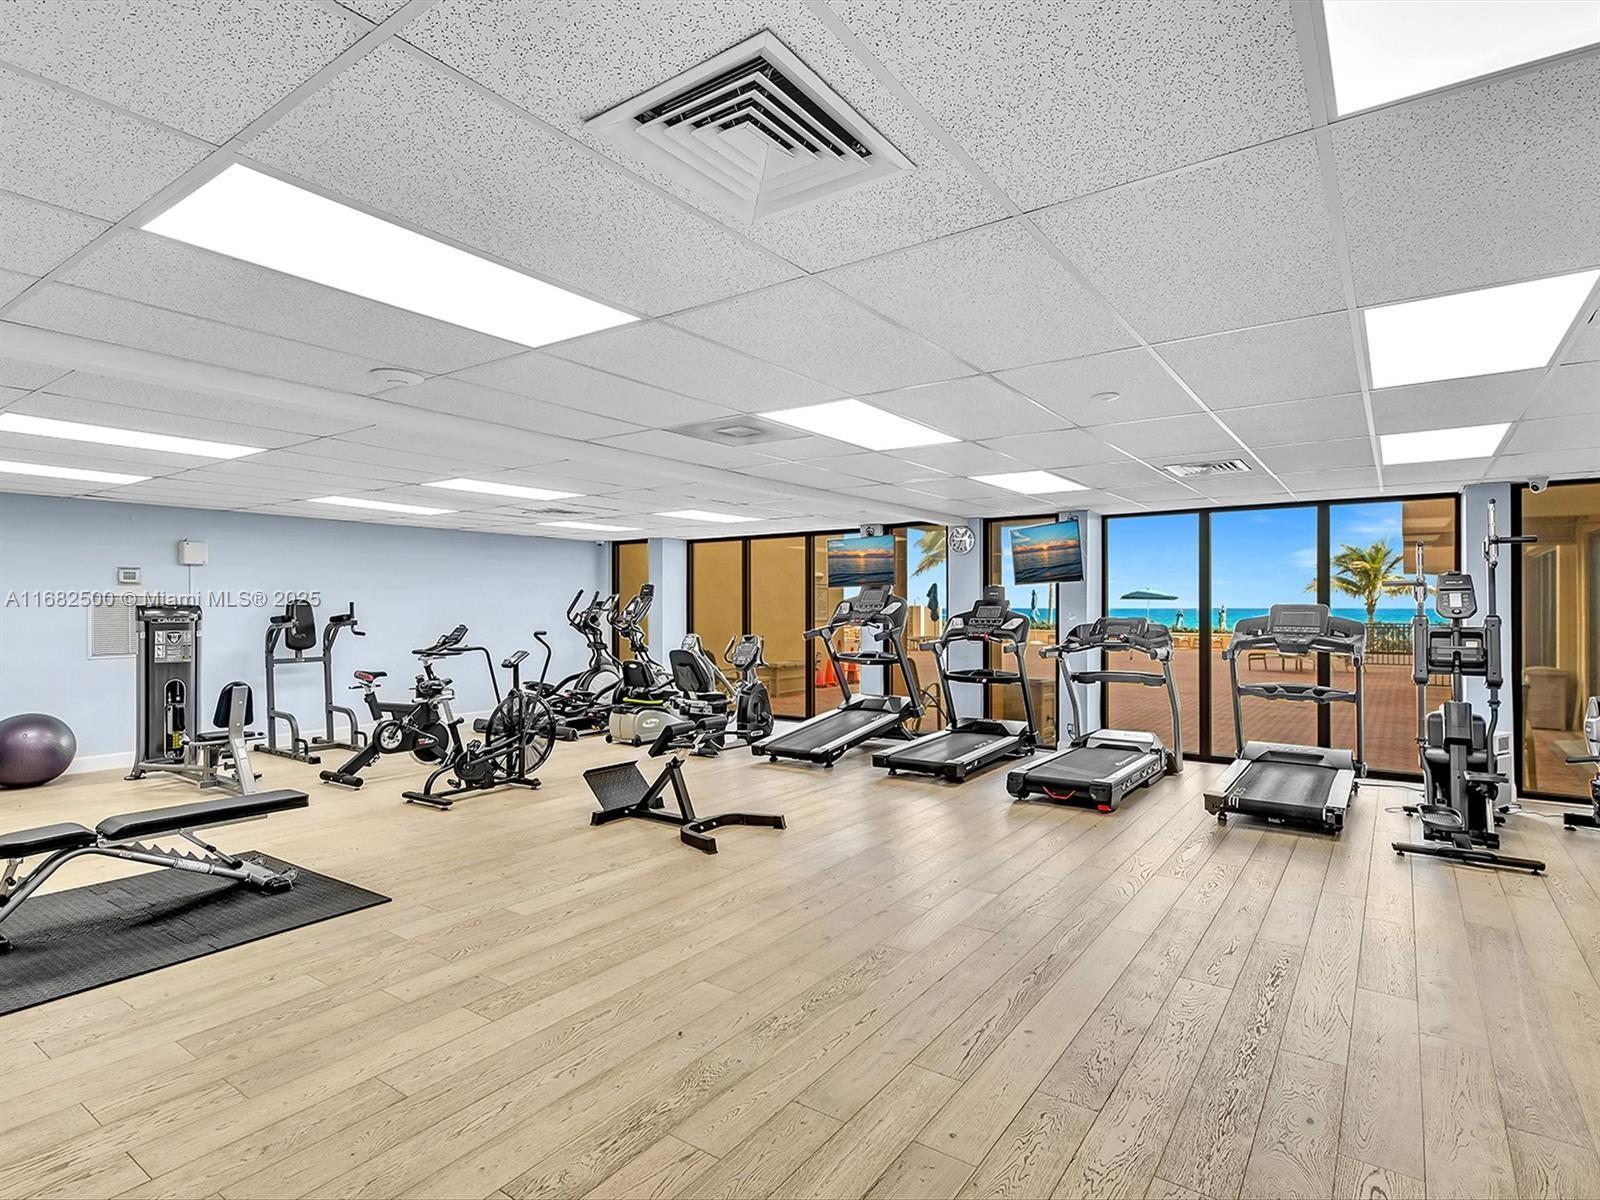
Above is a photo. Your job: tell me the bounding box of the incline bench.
[0,789,309,953]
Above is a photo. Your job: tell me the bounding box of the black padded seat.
[96,789,310,842]
[0,823,95,858]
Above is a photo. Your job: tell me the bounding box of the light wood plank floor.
[3,736,1599,1200]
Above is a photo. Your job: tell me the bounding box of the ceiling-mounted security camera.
[1529,477,1550,493]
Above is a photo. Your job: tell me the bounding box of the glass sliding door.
[1518,479,1600,798]
[1104,512,1200,759]
[749,536,809,718]
[613,540,648,662]
[1327,497,1457,773]
[811,535,853,715]
[1208,505,1318,758]
[986,516,1059,747]
[689,539,744,675]
[892,525,948,706]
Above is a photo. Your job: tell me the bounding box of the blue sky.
[1108,504,1412,610]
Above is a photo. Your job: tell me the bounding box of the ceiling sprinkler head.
[1090,391,1121,404]
[369,366,427,389]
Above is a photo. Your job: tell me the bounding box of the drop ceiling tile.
[833,482,948,507]
[1383,459,1493,486]
[61,232,523,374]
[754,434,867,461]
[336,0,410,21]
[1156,312,1361,409]
[10,392,310,450]
[1491,448,1600,480]
[0,268,33,307]
[979,428,1117,470]
[897,475,1013,502]
[1258,437,1374,473]
[1502,414,1600,456]
[548,322,838,411]
[371,376,639,441]
[1104,479,1204,503]
[884,441,1024,475]
[1563,310,1600,365]
[815,453,947,484]
[732,461,861,491]
[399,0,1006,271]
[0,192,108,274]
[1280,467,1382,495]
[825,221,1133,370]
[0,434,193,474]
[1057,461,1172,491]
[593,429,781,471]
[498,456,682,489]
[1034,135,1344,341]
[1334,56,1600,305]
[0,475,101,498]
[1522,363,1599,420]
[998,347,1199,425]
[0,385,25,408]
[1219,394,1370,447]
[245,44,799,316]
[235,448,443,485]
[334,424,540,469]
[43,370,370,435]
[0,354,69,390]
[1368,370,1544,435]
[1091,413,1241,460]
[1188,472,1290,498]
[7,284,391,393]
[0,0,365,142]
[833,0,1310,209]
[669,277,969,393]
[453,351,739,427]
[0,70,210,220]
[865,375,1063,441]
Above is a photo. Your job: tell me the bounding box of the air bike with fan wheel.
[1008,617,1182,810]
[1205,604,1364,835]
[1393,499,1544,873]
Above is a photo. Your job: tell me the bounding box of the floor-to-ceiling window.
[986,516,1059,747]
[1327,497,1457,773]
[612,540,648,662]
[688,539,743,675]
[890,525,948,707]
[1103,495,1459,775]
[811,535,853,715]
[1518,479,1600,799]
[1103,513,1199,760]
[749,536,808,718]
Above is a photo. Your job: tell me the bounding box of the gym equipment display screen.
[1011,518,1084,584]
[826,535,895,587]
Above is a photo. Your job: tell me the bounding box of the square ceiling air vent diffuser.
[1165,459,1253,478]
[669,414,808,447]
[585,32,912,222]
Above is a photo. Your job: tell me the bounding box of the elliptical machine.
[536,591,623,736]
[1394,499,1544,874]
[403,633,565,810]
[318,625,479,789]
[725,635,775,745]
[258,602,367,763]
[608,584,680,746]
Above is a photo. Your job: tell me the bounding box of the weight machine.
[258,601,366,763]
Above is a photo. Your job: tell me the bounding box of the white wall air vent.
[1166,459,1253,478]
[585,32,912,223]
[89,593,147,658]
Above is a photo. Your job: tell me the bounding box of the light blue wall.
[648,538,688,654]
[0,494,608,762]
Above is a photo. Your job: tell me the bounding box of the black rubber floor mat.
[0,854,389,1015]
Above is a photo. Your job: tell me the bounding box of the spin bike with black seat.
[318,625,485,789]
[1393,499,1544,873]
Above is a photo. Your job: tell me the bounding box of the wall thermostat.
[177,539,208,566]
[116,566,142,585]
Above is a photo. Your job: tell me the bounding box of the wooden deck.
[2,735,1599,1199]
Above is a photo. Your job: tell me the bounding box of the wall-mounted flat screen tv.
[826,535,895,587]
[1011,517,1084,585]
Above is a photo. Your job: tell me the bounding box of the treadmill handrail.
[1226,602,1364,767]
[1052,619,1183,771]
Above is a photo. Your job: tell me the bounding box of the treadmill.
[1008,617,1183,811]
[752,585,921,767]
[1204,604,1364,834]
[873,585,1038,782]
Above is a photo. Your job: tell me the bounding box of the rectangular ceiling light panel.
[972,471,1087,494]
[0,459,150,484]
[144,165,637,349]
[1324,0,1600,114]
[542,520,638,531]
[0,412,262,458]
[424,478,581,501]
[656,509,759,523]
[1379,422,1510,464]
[765,399,957,451]
[1364,269,1600,389]
[311,495,455,516]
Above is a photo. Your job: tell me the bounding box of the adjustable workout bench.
[0,788,309,953]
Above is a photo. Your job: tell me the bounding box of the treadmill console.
[944,586,1027,642]
[828,586,905,629]
[1266,605,1329,638]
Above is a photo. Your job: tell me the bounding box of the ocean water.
[1106,606,1444,630]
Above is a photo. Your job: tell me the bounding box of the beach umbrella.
[1120,588,1178,619]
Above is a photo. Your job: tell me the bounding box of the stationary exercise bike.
[1394,500,1544,873]
[318,625,477,789]
[404,632,567,810]
[535,590,622,735]
[1562,696,1600,833]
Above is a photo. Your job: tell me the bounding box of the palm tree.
[1306,541,1411,625]
[912,526,947,578]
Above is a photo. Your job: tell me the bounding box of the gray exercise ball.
[0,713,77,788]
